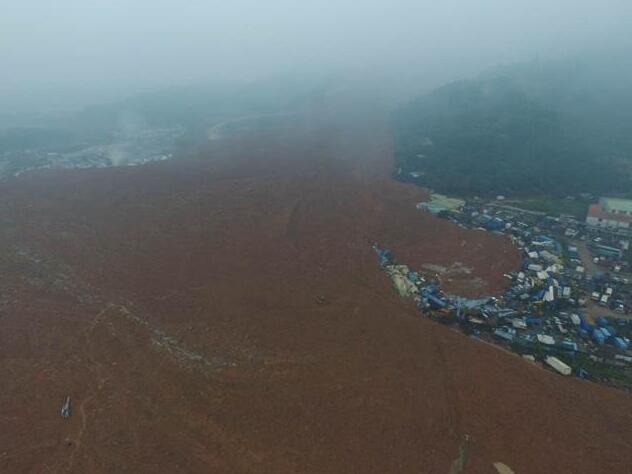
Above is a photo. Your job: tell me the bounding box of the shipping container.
[546,356,571,375]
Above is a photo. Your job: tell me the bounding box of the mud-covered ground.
[1,96,631,473]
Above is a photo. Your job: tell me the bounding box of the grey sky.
[2,0,631,107]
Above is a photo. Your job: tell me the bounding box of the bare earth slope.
[1,97,631,473]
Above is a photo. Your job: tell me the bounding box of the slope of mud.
[1,98,631,473]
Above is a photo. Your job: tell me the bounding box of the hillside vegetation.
[392,58,632,196]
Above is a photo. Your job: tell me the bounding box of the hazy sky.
[2,0,631,108]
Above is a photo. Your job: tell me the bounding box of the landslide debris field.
[1,99,632,474]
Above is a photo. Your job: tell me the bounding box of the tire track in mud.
[65,393,95,473]
[64,305,114,473]
[432,335,470,473]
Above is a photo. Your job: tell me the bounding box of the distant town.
[0,127,184,179]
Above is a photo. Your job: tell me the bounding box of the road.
[575,240,600,277]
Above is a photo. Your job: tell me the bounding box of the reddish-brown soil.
[1,97,631,473]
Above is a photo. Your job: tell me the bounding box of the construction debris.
[60,396,71,420]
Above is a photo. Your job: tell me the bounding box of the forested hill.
[391,59,632,197]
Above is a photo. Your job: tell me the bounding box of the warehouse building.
[586,197,632,235]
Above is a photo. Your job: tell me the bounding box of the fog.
[2,0,632,115]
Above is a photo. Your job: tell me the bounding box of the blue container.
[427,294,447,309]
[613,337,629,350]
[580,321,593,333]
[485,217,504,231]
[592,329,606,345]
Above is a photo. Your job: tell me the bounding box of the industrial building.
[586,198,632,235]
